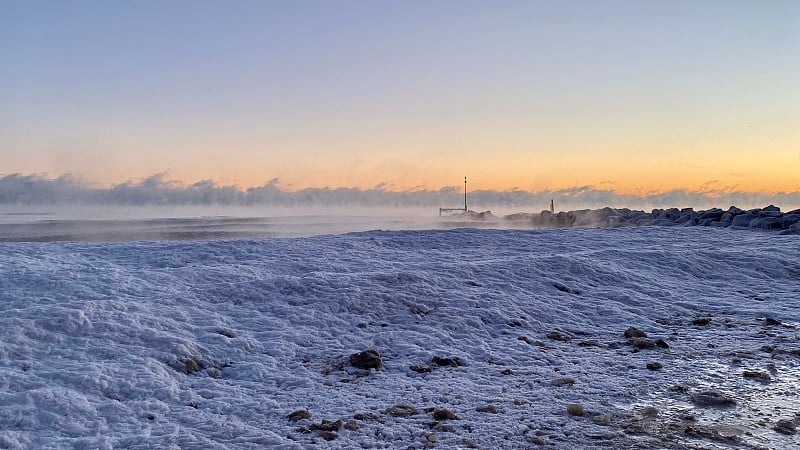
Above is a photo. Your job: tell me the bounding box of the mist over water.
[0,206,472,242]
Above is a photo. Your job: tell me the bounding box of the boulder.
[698,208,724,220]
[732,214,757,227]
[780,214,800,229]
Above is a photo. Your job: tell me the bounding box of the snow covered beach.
[1,225,798,449]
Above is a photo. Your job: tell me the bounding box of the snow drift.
[0,227,798,448]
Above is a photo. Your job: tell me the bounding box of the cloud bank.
[1,173,798,211]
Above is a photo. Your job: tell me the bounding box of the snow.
[0,226,798,449]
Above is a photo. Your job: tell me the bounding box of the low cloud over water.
[2,173,799,211]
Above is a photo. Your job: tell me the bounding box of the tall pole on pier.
[464,176,468,210]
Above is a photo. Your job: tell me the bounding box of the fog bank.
[2,173,799,211]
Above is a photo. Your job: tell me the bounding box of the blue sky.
[2,1,798,192]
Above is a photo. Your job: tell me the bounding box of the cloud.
[0,172,799,211]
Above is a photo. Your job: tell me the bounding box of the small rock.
[548,330,572,342]
[641,406,658,416]
[353,412,380,421]
[288,409,311,422]
[349,349,383,370]
[624,327,648,339]
[593,414,611,425]
[774,419,797,435]
[690,390,736,407]
[216,329,236,338]
[462,437,478,448]
[765,317,782,326]
[432,408,457,421]
[422,431,438,446]
[312,419,342,432]
[432,355,463,367]
[386,404,418,417]
[655,339,670,349]
[182,358,202,374]
[319,430,337,441]
[692,317,712,326]
[646,362,663,370]
[343,419,359,431]
[531,436,548,445]
[551,377,576,386]
[742,370,771,382]
[410,364,432,373]
[567,403,584,416]
[475,404,497,413]
[500,368,514,375]
[629,337,656,349]
[578,339,604,347]
[429,422,453,432]
[147,414,155,421]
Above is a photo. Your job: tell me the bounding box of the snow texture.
[1,227,799,449]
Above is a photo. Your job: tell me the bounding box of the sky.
[1,0,799,194]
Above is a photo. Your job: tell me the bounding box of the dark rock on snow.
[432,408,457,421]
[624,327,648,339]
[432,355,464,367]
[288,409,311,422]
[349,349,383,370]
[691,390,736,407]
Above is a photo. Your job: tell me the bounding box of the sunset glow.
[2,1,798,196]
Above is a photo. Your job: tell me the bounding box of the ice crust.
[0,227,798,449]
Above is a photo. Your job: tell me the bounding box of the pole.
[464,176,468,210]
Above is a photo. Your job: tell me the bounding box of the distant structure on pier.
[550,199,555,213]
[439,176,469,216]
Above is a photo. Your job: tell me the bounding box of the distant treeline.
[1,173,799,210]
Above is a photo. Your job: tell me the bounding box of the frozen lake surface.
[0,225,798,448]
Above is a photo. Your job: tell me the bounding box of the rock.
[410,364,432,373]
[421,432,438,446]
[774,419,797,435]
[475,404,497,413]
[732,214,757,227]
[288,409,311,421]
[629,337,656,349]
[578,339,604,347]
[181,357,202,374]
[547,330,572,342]
[646,362,663,370]
[343,419,359,431]
[319,430,337,441]
[531,436,548,445]
[692,317,712,326]
[462,437,478,448]
[742,370,771,382]
[551,377,576,387]
[353,412,380,421]
[500,368,514,375]
[641,406,659,416]
[349,349,383,370]
[593,414,611,425]
[690,390,736,407]
[386,404,418,417]
[432,408,457,421]
[432,355,463,367]
[624,327,648,339]
[567,403,584,416]
[781,214,800,228]
[765,317,782,326]
[312,419,342,432]
[655,339,670,349]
